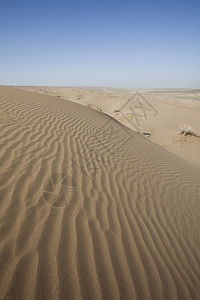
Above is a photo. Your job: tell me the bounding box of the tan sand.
[21,86,200,168]
[0,86,200,299]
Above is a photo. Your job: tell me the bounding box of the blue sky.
[0,0,200,88]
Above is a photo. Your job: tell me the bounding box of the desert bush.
[178,124,199,137]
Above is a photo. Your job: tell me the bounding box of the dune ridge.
[0,86,200,299]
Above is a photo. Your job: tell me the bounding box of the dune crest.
[0,86,200,299]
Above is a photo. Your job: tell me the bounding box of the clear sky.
[0,0,200,88]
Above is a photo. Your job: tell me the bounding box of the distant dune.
[0,86,200,299]
[20,86,200,168]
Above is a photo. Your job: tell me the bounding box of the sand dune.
[0,86,200,299]
[20,86,200,168]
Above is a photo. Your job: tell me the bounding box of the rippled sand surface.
[0,86,200,299]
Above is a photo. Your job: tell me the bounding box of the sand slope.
[20,86,200,168]
[0,86,200,299]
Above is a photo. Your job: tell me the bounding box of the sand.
[21,86,200,168]
[0,86,200,299]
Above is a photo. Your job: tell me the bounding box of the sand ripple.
[0,87,200,299]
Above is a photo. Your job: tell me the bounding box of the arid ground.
[0,86,200,299]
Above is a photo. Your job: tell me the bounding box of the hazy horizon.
[2,84,200,91]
